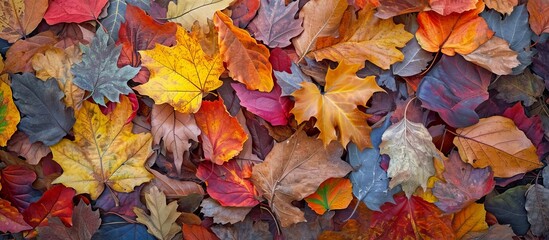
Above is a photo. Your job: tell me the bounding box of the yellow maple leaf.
[51,96,153,199]
[310,7,413,69]
[134,25,224,113]
[291,61,384,150]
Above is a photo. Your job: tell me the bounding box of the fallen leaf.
[51,96,153,199]
[92,215,155,240]
[503,103,549,157]
[200,198,252,224]
[281,208,335,240]
[214,11,273,92]
[305,178,353,215]
[368,195,455,239]
[191,19,219,57]
[182,224,219,240]
[291,0,348,59]
[0,0,48,43]
[44,0,109,25]
[462,224,515,239]
[374,0,430,19]
[251,130,352,227]
[492,69,544,107]
[379,114,438,197]
[22,185,75,228]
[101,0,151,42]
[454,116,542,178]
[463,36,519,75]
[391,14,434,77]
[416,2,493,56]
[0,165,40,211]
[232,82,292,126]
[484,0,518,14]
[311,7,413,69]
[149,168,205,199]
[167,0,233,32]
[31,46,85,109]
[432,151,495,213]
[417,55,492,128]
[210,217,272,240]
[318,219,365,240]
[0,80,19,146]
[532,40,549,83]
[229,0,260,28]
[37,200,101,240]
[72,28,139,106]
[247,0,303,48]
[151,104,200,175]
[196,159,259,207]
[348,115,396,211]
[7,132,51,165]
[0,198,32,233]
[95,185,144,217]
[117,4,177,84]
[485,185,530,235]
[429,0,478,16]
[134,186,181,240]
[482,4,534,75]
[452,203,489,239]
[3,31,58,74]
[291,61,384,149]
[525,184,549,237]
[11,73,75,146]
[194,99,248,165]
[274,63,313,97]
[527,0,549,35]
[134,25,224,113]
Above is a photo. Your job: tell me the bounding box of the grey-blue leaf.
[392,14,433,77]
[72,28,140,106]
[274,63,312,96]
[525,184,549,237]
[544,166,549,187]
[357,62,396,91]
[101,0,127,42]
[101,0,151,42]
[348,114,397,211]
[11,73,75,146]
[482,5,533,75]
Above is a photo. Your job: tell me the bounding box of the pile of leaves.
[0,0,549,239]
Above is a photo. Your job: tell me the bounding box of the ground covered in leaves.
[0,0,549,239]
